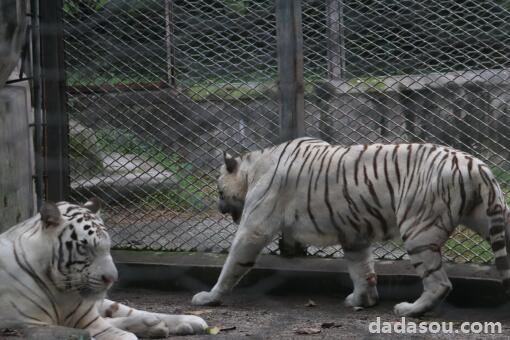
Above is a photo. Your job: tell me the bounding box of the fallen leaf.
[294,327,321,335]
[321,322,335,328]
[353,306,364,311]
[206,326,220,335]
[220,326,236,331]
[321,322,343,328]
[1,328,22,337]
[304,299,317,307]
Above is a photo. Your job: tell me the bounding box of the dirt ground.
[109,287,510,340]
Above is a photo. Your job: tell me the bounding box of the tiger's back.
[262,141,498,250]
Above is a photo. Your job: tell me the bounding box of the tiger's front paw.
[124,315,169,338]
[191,291,222,306]
[162,315,208,335]
[344,287,379,308]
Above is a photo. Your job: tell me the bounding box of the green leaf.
[206,326,221,335]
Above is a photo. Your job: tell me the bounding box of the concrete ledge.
[112,250,507,307]
[324,68,510,94]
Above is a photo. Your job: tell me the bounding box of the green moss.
[347,76,388,91]
[185,81,276,101]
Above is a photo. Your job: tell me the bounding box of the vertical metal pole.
[165,0,176,87]
[276,0,307,257]
[39,0,69,201]
[276,0,304,142]
[30,0,44,208]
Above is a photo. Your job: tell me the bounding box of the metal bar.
[30,0,44,209]
[165,0,177,87]
[276,0,304,142]
[39,0,69,201]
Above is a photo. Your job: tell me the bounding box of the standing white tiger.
[0,198,207,339]
[192,137,510,316]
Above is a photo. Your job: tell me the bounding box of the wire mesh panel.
[302,0,510,263]
[62,0,509,264]
[64,0,279,253]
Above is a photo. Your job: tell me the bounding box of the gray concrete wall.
[69,70,510,173]
[0,85,35,231]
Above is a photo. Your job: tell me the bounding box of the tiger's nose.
[218,201,229,214]
[101,274,117,285]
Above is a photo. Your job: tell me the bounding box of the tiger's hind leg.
[394,229,451,317]
[344,245,379,308]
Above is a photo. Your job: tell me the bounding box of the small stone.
[305,299,317,307]
[294,327,321,335]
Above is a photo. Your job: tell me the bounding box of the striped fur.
[192,137,510,316]
[0,199,207,339]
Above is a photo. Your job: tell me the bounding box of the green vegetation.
[493,167,510,205]
[225,0,248,15]
[93,128,214,211]
[185,81,275,101]
[444,228,493,264]
[63,0,108,15]
[66,67,393,102]
[347,76,388,91]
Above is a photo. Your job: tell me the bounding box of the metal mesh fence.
[63,0,510,264]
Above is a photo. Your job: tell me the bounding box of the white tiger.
[192,137,510,316]
[0,198,207,339]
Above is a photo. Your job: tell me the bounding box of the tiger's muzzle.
[218,199,244,224]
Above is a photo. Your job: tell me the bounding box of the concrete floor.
[109,287,510,340]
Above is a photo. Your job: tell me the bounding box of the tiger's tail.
[474,164,510,295]
[503,206,510,295]
[486,185,510,296]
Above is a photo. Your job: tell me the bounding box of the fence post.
[276,0,307,257]
[276,0,304,142]
[39,0,69,202]
[326,0,345,80]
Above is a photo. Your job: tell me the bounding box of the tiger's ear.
[224,152,238,173]
[84,197,101,214]
[40,201,61,228]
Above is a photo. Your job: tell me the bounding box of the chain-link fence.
[62,0,510,264]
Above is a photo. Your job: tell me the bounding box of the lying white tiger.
[192,137,510,316]
[0,198,207,339]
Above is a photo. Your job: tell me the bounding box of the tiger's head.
[217,152,248,224]
[40,198,117,299]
